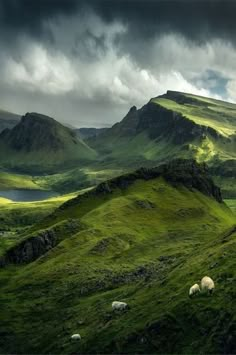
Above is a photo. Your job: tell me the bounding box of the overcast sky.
[0,0,236,127]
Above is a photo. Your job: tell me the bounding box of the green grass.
[0,113,97,173]
[35,166,124,193]
[225,199,236,215]
[0,174,235,354]
[151,95,236,138]
[0,171,43,190]
[0,167,123,194]
[0,190,82,232]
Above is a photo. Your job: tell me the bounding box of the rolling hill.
[0,160,235,354]
[0,112,97,173]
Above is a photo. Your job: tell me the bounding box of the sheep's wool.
[201,276,215,292]
[189,283,200,296]
[112,301,128,311]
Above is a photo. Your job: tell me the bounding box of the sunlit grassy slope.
[90,91,235,168]
[0,189,89,233]
[0,171,42,190]
[151,92,236,137]
[225,199,236,215]
[0,162,235,354]
[0,167,123,193]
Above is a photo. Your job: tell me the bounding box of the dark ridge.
[59,159,222,212]
[0,219,81,267]
[136,102,221,142]
[0,112,78,151]
[160,90,208,107]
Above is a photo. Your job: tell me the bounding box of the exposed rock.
[135,200,156,209]
[90,238,110,254]
[0,219,81,267]
[60,159,222,212]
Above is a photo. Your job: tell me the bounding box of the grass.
[0,113,97,173]
[0,173,235,354]
[225,199,236,215]
[0,190,82,232]
[0,171,43,190]
[0,167,123,194]
[151,95,236,138]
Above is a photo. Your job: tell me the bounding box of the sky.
[0,0,236,128]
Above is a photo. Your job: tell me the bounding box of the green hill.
[0,160,235,354]
[0,113,97,173]
[89,91,236,196]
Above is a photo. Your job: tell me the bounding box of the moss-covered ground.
[0,175,235,354]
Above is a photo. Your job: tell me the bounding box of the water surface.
[0,189,58,202]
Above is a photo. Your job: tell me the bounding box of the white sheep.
[189,283,200,297]
[71,333,81,341]
[201,276,215,294]
[112,301,128,311]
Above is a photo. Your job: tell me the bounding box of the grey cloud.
[1,0,236,46]
[0,0,236,127]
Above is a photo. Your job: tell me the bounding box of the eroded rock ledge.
[60,159,222,212]
[0,219,81,267]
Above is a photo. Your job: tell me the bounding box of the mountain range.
[1,90,234,195]
[89,91,235,166]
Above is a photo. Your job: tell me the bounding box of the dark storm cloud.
[1,0,236,45]
[0,0,78,37]
[0,0,236,127]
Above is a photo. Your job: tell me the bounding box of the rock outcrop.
[60,159,222,213]
[0,219,81,267]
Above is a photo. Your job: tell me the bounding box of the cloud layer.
[0,0,236,127]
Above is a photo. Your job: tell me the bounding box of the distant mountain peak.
[0,112,76,152]
[128,105,137,113]
[0,112,96,172]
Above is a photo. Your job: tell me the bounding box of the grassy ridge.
[0,166,235,353]
[152,93,236,137]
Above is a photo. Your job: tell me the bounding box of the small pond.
[0,189,59,202]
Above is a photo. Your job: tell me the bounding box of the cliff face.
[136,102,201,143]
[91,98,222,153]
[0,219,81,266]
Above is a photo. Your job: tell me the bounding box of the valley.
[0,91,235,354]
[1,1,236,353]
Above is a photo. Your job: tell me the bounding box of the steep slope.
[0,108,20,132]
[89,90,236,196]
[0,160,235,354]
[0,112,97,172]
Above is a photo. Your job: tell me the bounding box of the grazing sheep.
[112,301,128,311]
[201,276,215,294]
[189,283,200,297]
[71,333,81,341]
